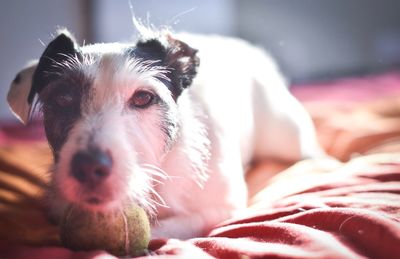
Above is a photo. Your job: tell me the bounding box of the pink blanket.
[1,155,400,258]
[1,70,400,258]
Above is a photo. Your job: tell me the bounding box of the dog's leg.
[151,215,201,239]
[157,140,248,239]
[252,75,323,162]
[152,176,246,240]
[151,207,233,239]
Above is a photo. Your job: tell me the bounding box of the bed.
[1,70,400,258]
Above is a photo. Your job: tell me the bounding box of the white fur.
[8,32,322,240]
[147,34,322,238]
[53,51,175,214]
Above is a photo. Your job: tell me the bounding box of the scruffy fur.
[7,27,322,239]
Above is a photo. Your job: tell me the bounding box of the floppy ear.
[136,34,199,99]
[29,30,81,103]
[164,35,199,97]
[7,60,38,124]
[7,30,80,124]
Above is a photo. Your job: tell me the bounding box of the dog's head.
[7,29,199,213]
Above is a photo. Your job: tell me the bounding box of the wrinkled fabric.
[1,71,400,258]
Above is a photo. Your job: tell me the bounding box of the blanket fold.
[1,71,400,258]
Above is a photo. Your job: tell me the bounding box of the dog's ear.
[136,35,199,99]
[30,30,81,103]
[7,30,80,124]
[7,60,38,124]
[164,35,199,97]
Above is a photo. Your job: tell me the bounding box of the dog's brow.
[125,57,170,83]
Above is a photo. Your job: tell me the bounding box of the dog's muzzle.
[70,148,113,187]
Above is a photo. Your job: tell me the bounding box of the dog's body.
[8,29,321,239]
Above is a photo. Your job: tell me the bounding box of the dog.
[7,25,322,239]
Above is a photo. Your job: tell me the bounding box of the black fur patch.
[29,32,81,104]
[31,31,86,157]
[39,74,90,158]
[13,73,21,84]
[132,36,200,99]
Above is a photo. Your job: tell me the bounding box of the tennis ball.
[59,204,150,257]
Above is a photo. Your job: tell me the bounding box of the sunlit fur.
[9,26,323,239]
[50,48,200,216]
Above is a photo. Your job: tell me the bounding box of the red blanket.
[1,71,400,258]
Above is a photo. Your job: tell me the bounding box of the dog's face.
[8,30,199,213]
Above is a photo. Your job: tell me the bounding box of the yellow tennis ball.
[59,204,150,257]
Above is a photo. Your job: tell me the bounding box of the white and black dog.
[7,25,322,239]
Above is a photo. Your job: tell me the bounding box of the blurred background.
[1,0,400,119]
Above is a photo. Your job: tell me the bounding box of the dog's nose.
[70,149,113,185]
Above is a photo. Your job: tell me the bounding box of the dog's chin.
[62,190,126,213]
[60,181,125,213]
[77,196,121,212]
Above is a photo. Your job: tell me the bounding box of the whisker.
[147,186,168,209]
[139,164,184,182]
[143,174,164,185]
[140,164,169,179]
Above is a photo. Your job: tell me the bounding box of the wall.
[1,0,400,119]
[237,0,400,82]
[0,0,87,119]
[91,0,236,43]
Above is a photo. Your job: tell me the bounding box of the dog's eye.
[55,92,74,108]
[130,90,156,109]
